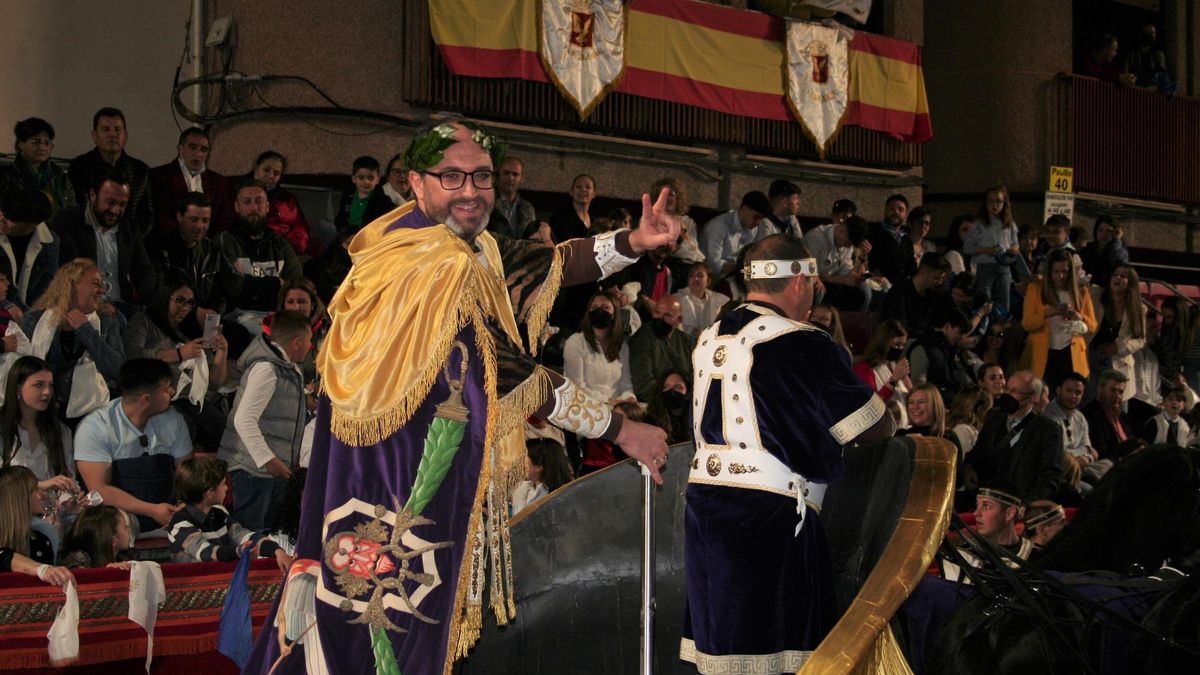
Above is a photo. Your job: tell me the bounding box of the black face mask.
[662,389,688,411]
[886,346,904,361]
[588,309,613,330]
[995,393,1021,415]
[650,318,673,338]
[811,321,831,333]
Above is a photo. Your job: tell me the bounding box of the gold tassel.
[524,245,566,358]
[501,504,517,620]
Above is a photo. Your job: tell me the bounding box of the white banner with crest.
[785,22,852,158]
[540,0,627,119]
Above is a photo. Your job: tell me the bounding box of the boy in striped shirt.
[168,455,280,563]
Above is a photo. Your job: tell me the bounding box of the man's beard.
[93,206,119,228]
[241,213,267,237]
[432,198,490,241]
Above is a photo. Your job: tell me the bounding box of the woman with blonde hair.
[964,185,1020,315]
[903,383,959,448]
[1088,264,1146,401]
[946,384,993,456]
[22,259,124,422]
[0,465,54,564]
[1021,248,1097,391]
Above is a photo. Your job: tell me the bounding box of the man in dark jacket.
[1082,369,1137,461]
[67,107,154,238]
[214,179,302,315]
[50,170,156,309]
[867,193,917,285]
[149,127,233,235]
[969,370,1065,502]
[145,192,239,317]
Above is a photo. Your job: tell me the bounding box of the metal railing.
[401,2,921,170]
[1055,74,1200,205]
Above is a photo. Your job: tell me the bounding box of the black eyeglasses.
[170,295,197,308]
[989,332,1006,339]
[423,170,495,190]
[138,434,149,448]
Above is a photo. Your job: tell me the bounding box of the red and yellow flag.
[430,0,931,143]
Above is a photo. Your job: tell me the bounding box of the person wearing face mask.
[647,370,692,444]
[808,303,851,356]
[852,319,911,402]
[966,370,1065,503]
[629,294,695,402]
[562,290,634,405]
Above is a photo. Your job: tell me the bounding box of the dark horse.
[910,446,1200,675]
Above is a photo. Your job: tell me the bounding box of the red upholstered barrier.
[0,559,282,671]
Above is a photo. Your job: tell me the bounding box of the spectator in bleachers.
[218,310,312,530]
[488,156,536,240]
[881,252,950,342]
[362,153,410,227]
[1141,385,1190,447]
[67,108,154,238]
[123,271,230,451]
[968,371,1064,502]
[905,206,937,269]
[304,228,353,305]
[0,356,75,489]
[909,308,973,401]
[0,465,55,564]
[0,118,75,216]
[1043,371,1106,497]
[964,186,1020,316]
[949,273,993,344]
[146,192,238,320]
[1023,500,1066,550]
[947,384,992,457]
[674,262,729,337]
[60,504,133,569]
[1079,215,1129,289]
[805,211,871,312]
[765,179,802,237]
[25,259,125,422]
[563,290,634,404]
[1183,308,1200,395]
[150,127,232,235]
[1122,23,1175,94]
[74,358,192,534]
[168,455,281,564]
[653,178,705,269]
[902,383,961,452]
[609,207,633,230]
[700,190,772,280]
[549,174,597,243]
[942,214,975,276]
[381,153,414,206]
[1154,296,1191,380]
[1087,264,1146,402]
[1079,33,1136,86]
[215,179,303,328]
[334,156,386,233]
[1015,223,1039,286]
[263,278,328,389]
[50,169,156,309]
[1038,214,1082,277]
[251,151,312,256]
[511,438,573,514]
[613,229,674,307]
[808,303,851,356]
[629,294,695,403]
[854,320,911,402]
[646,370,692,445]
[1082,369,1135,461]
[978,362,1007,401]
[867,193,913,285]
[1021,248,1098,391]
[0,188,59,311]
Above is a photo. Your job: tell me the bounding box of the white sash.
[31,310,109,418]
[173,347,210,409]
[128,561,166,672]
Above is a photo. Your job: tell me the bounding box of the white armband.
[546,379,612,439]
[593,230,638,280]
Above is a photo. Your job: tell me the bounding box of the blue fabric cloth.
[219,533,258,668]
[684,303,879,663]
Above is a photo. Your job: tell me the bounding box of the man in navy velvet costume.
[682,234,895,674]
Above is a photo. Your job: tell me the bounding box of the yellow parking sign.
[1049,166,1073,193]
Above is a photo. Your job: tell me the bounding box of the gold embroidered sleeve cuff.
[546,379,613,439]
[592,230,639,280]
[829,393,886,445]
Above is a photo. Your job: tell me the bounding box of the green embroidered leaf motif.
[405,416,467,516]
[370,624,403,675]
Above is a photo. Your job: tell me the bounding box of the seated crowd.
[1,108,1198,591]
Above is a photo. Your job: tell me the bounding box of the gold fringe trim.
[326,272,488,447]
[849,626,912,675]
[524,244,566,358]
[493,366,556,445]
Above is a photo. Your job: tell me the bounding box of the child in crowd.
[168,455,284,565]
[218,311,312,530]
[335,155,381,232]
[512,439,574,514]
[1141,386,1191,447]
[0,465,54,564]
[60,504,134,569]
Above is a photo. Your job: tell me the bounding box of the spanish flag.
[430,0,931,143]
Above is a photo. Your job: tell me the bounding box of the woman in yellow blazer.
[1021,248,1098,389]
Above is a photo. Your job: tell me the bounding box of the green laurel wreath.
[403,120,507,173]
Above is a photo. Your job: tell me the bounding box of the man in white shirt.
[75,358,194,534]
[804,207,871,311]
[699,190,772,280]
[674,262,730,336]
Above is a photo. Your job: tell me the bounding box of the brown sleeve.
[496,231,638,318]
